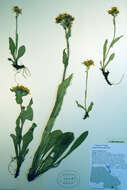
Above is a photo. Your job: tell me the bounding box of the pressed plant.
[100,7,123,85]
[27,13,88,181]
[76,59,94,119]
[8,6,37,178]
[8,6,30,79]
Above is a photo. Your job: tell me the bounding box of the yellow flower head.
[10,85,30,95]
[108,7,119,16]
[82,59,94,69]
[13,6,22,15]
[55,13,74,29]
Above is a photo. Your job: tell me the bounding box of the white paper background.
[0,0,127,189]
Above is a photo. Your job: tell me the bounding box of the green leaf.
[20,98,33,124]
[21,123,37,156]
[51,132,74,161]
[62,49,68,66]
[43,130,63,156]
[65,131,88,155]
[10,134,18,157]
[9,37,16,57]
[110,35,123,48]
[39,74,73,149]
[17,45,25,59]
[88,101,94,113]
[25,98,33,121]
[76,100,85,110]
[39,157,54,173]
[28,74,73,174]
[8,58,14,63]
[104,53,115,68]
[15,116,22,145]
[16,90,23,104]
[51,74,73,119]
[10,88,23,104]
[103,39,108,60]
[55,131,88,165]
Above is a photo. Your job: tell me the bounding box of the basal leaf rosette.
[10,85,30,104]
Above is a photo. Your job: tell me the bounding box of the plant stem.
[84,69,88,111]
[104,16,116,68]
[15,13,18,55]
[62,29,70,81]
[113,16,116,40]
[15,160,22,178]
[15,104,24,178]
[28,29,71,179]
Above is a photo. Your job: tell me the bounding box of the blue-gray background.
[0,0,127,189]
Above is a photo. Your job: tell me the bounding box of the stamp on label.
[57,170,80,188]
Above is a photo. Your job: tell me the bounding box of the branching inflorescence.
[100,7,123,85]
[9,6,37,178]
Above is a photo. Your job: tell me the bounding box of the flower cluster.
[13,6,22,15]
[55,13,74,29]
[108,7,119,16]
[82,59,94,69]
[10,85,30,95]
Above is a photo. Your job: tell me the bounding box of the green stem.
[84,69,88,111]
[15,160,22,178]
[29,85,62,175]
[62,66,67,82]
[28,28,71,180]
[113,16,116,40]
[103,16,116,68]
[15,13,18,55]
[15,104,24,178]
[62,29,70,81]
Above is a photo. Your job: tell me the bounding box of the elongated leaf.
[20,98,33,124]
[38,157,54,174]
[110,35,123,48]
[17,45,25,59]
[55,131,88,165]
[103,39,108,60]
[104,53,115,68]
[21,123,37,156]
[15,116,22,145]
[65,131,88,155]
[25,98,33,121]
[10,134,18,157]
[28,74,73,173]
[88,101,94,113]
[9,37,16,56]
[63,49,68,66]
[51,74,73,119]
[52,132,74,161]
[76,100,85,110]
[43,130,63,156]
